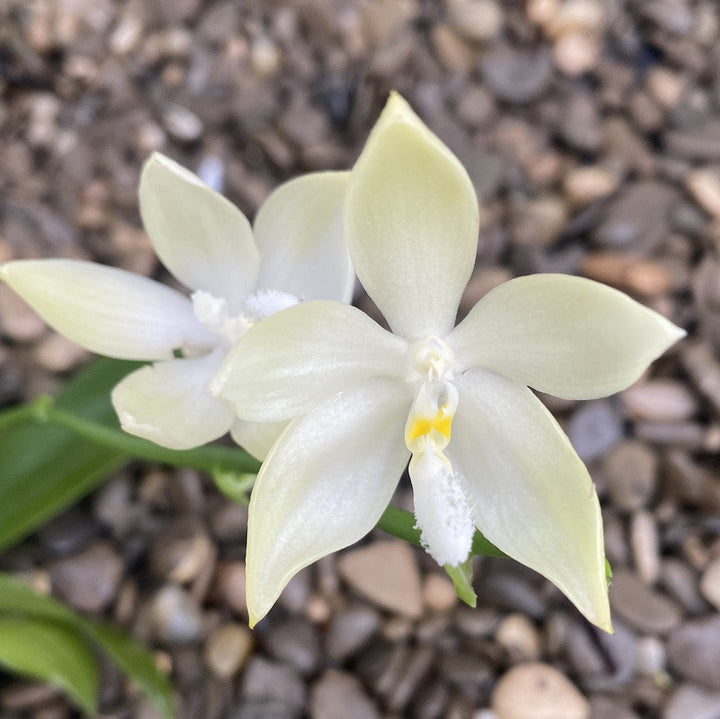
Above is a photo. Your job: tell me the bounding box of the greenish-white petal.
[345,92,479,341]
[448,369,612,632]
[211,301,409,422]
[230,419,287,461]
[111,349,234,449]
[448,274,685,400]
[254,171,355,303]
[139,153,260,306]
[0,259,215,360]
[246,376,411,626]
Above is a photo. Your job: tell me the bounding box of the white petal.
[211,301,408,422]
[246,376,411,626]
[111,350,234,449]
[230,419,287,461]
[409,448,475,567]
[139,153,260,306]
[345,92,479,341]
[0,259,214,360]
[448,274,685,400]
[254,171,355,303]
[448,369,612,631]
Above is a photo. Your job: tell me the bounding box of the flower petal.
[345,92,479,341]
[111,350,234,449]
[0,259,214,359]
[448,369,612,631]
[230,419,287,462]
[139,153,260,306]
[211,301,409,422]
[254,171,355,303]
[246,376,411,626]
[448,274,685,400]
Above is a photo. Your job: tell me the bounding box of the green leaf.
[0,617,98,715]
[0,573,175,718]
[0,358,260,552]
[0,358,138,551]
[84,623,175,719]
[444,556,477,608]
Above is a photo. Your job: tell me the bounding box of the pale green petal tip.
[140,151,205,194]
[373,91,471,177]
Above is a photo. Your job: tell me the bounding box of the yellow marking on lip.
[407,410,453,442]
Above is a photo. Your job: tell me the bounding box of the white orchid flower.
[0,154,353,456]
[212,93,684,630]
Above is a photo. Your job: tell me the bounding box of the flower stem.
[28,395,260,476]
[376,503,506,558]
[12,396,509,559]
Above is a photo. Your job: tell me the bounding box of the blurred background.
[1,1,720,717]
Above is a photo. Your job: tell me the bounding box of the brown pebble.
[699,558,720,611]
[48,542,124,614]
[681,341,720,416]
[204,622,253,678]
[214,560,247,617]
[563,165,619,206]
[34,333,88,372]
[622,379,698,421]
[580,253,672,296]
[630,509,661,584]
[686,166,720,217]
[0,283,48,342]
[338,541,422,618]
[495,614,542,662]
[609,568,681,635]
[491,662,589,719]
[603,440,657,512]
[422,573,457,613]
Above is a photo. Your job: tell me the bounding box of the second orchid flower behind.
[213,93,685,631]
[0,156,354,459]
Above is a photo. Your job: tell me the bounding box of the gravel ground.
[2,1,720,718]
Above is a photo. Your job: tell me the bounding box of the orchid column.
[213,93,684,630]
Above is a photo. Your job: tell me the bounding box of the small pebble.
[667,616,720,690]
[603,440,657,512]
[310,669,380,719]
[622,380,697,422]
[481,46,553,103]
[664,684,720,719]
[687,167,720,218]
[0,283,47,342]
[48,541,124,613]
[636,636,666,676]
[214,561,247,616]
[422,573,458,613]
[563,166,619,206]
[204,623,253,679]
[495,613,542,662]
[326,604,381,662]
[491,662,590,719]
[240,657,306,715]
[567,400,623,462]
[630,509,661,584]
[150,585,204,644]
[609,568,681,634]
[264,619,321,676]
[162,104,203,142]
[699,558,720,611]
[338,541,423,618]
[447,0,504,42]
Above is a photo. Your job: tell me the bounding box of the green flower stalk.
[212,93,685,630]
